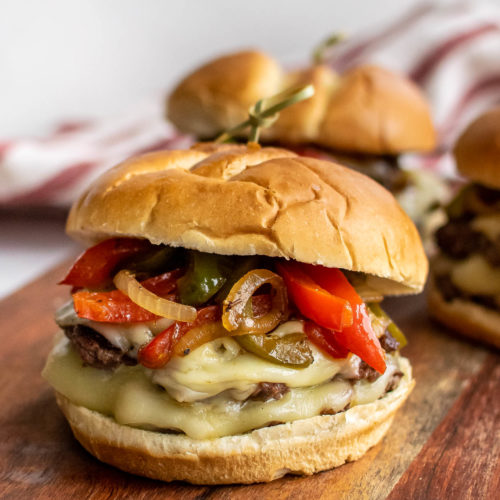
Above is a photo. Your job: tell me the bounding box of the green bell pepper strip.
[235,333,313,368]
[177,251,231,306]
[367,302,407,348]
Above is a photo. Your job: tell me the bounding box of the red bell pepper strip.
[138,305,221,369]
[60,238,153,288]
[275,262,353,331]
[72,270,182,323]
[302,264,386,374]
[140,269,183,297]
[73,290,159,323]
[304,321,349,359]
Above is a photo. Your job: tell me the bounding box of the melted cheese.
[64,315,359,403]
[352,358,399,405]
[451,254,500,295]
[152,336,351,402]
[43,334,403,440]
[86,317,173,357]
[471,214,500,241]
[269,320,305,338]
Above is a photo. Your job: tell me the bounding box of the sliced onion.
[222,269,288,335]
[354,284,383,303]
[113,269,197,322]
[172,321,228,357]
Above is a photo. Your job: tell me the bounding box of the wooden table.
[0,260,498,499]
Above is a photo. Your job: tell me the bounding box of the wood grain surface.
[0,260,498,499]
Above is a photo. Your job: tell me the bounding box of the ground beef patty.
[250,382,289,401]
[345,331,400,383]
[434,273,500,312]
[64,324,136,369]
[435,221,485,259]
[436,219,500,266]
[379,330,400,352]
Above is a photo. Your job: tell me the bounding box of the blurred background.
[1,0,425,136]
[1,0,499,299]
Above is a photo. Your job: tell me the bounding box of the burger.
[167,50,445,229]
[43,142,427,484]
[429,107,500,348]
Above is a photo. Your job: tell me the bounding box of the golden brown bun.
[55,358,414,484]
[317,65,436,154]
[168,51,282,139]
[260,65,339,144]
[453,107,500,189]
[428,279,500,349]
[167,50,436,154]
[66,143,428,294]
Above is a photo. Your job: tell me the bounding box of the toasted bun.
[168,51,283,139]
[66,143,428,294]
[316,65,436,154]
[453,107,500,189]
[428,279,500,348]
[261,65,339,144]
[55,358,414,484]
[167,50,436,154]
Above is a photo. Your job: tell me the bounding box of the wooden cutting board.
[0,260,498,499]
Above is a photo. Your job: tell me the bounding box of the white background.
[0,0,426,136]
[0,0,438,298]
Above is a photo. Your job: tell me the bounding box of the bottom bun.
[55,358,414,485]
[428,280,500,349]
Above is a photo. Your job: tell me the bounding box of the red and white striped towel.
[1,1,500,207]
[327,1,500,176]
[0,97,192,206]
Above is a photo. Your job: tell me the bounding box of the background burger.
[429,107,500,349]
[43,142,427,484]
[167,50,446,230]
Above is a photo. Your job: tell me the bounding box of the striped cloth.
[1,1,500,207]
[0,98,193,206]
[327,1,500,176]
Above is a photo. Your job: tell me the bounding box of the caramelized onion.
[222,269,288,334]
[354,284,383,303]
[172,322,228,357]
[113,269,197,322]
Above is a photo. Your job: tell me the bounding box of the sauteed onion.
[114,269,197,322]
[222,269,288,334]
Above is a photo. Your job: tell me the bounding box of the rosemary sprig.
[215,84,315,144]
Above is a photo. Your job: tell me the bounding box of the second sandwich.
[167,50,444,228]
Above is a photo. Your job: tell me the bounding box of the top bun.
[167,50,436,155]
[67,143,427,294]
[168,51,283,139]
[453,106,500,189]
